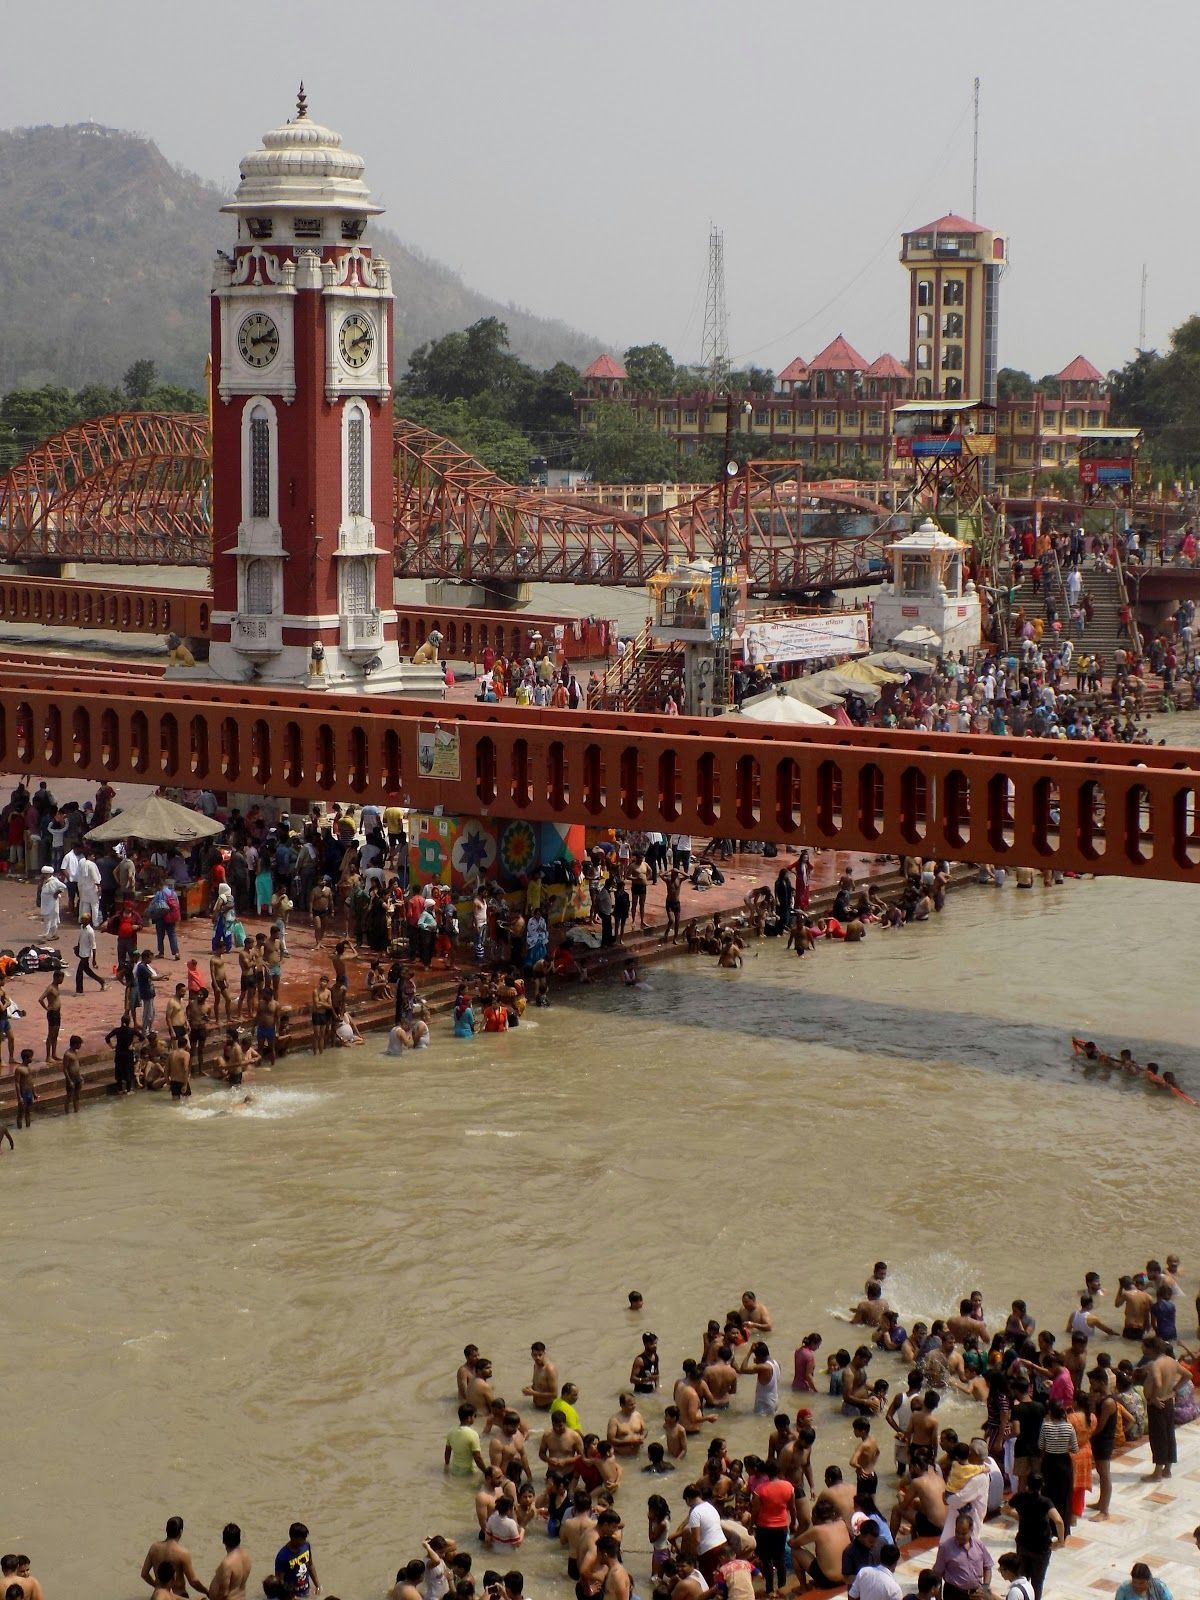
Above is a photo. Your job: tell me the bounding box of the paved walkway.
[893,1429,1200,1600]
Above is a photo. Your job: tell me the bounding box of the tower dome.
[222,85,382,217]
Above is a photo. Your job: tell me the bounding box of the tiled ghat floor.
[893,1434,1200,1598]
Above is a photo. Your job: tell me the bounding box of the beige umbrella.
[86,793,225,845]
[832,659,903,686]
[863,650,935,675]
[781,678,846,710]
[729,690,835,726]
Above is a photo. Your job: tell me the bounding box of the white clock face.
[237,312,280,370]
[339,312,374,370]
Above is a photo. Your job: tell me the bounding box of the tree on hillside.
[401,317,533,409]
[622,343,677,394]
[123,359,158,403]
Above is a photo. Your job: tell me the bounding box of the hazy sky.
[5,0,1197,378]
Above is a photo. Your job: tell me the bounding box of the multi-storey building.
[576,216,1109,484]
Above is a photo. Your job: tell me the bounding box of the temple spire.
[295,82,308,121]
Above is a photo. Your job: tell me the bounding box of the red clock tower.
[204,88,442,696]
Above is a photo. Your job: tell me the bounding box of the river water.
[8,836,1200,1598]
[6,601,1199,1597]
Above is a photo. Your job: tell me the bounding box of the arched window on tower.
[250,408,271,518]
[245,558,273,614]
[343,556,370,614]
[347,412,365,517]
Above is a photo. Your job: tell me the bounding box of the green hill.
[0,122,606,391]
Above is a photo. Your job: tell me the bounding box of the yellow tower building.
[900,213,1007,405]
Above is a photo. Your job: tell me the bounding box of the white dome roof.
[222,87,382,217]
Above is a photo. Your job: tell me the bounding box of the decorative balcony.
[231,613,283,656]
[341,610,384,655]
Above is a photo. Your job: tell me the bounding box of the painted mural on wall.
[408,814,585,892]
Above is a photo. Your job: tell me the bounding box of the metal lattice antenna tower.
[700,225,730,389]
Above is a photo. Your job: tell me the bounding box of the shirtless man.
[222,1030,247,1088]
[539,1410,584,1477]
[207,1525,251,1600]
[0,1557,44,1600]
[670,1558,705,1600]
[309,881,333,947]
[209,952,233,1023]
[560,1491,596,1578]
[186,992,210,1074]
[475,1466,514,1537]
[166,1040,191,1102]
[1143,1337,1187,1481]
[790,1500,850,1591]
[235,944,259,1021]
[466,1358,496,1415]
[38,970,64,1062]
[13,1050,37,1129]
[889,1452,947,1541]
[740,1291,772,1332]
[1116,1275,1153,1339]
[850,1281,889,1329]
[523,1342,558,1411]
[264,930,284,999]
[255,992,280,1066]
[389,1560,427,1600]
[457,1345,481,1401]
[141,1517,209,1596]
[673,1362,718,1432]
[490,1411,533,1483]
[62,1035,83,1114]
[151,1562,180,1600]
[606,1393,647,1456]
[841,1348,880,1415]
[164,984,188,1046]
[592,1537,631,1600]
[907,1392,941,1459]
[779,1425,816,1527]
[947,1299,985,1343]
[703,1347,739,1407]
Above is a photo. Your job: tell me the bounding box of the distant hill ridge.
[0,122,606,390]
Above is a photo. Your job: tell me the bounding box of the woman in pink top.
[793,1333,822,1392]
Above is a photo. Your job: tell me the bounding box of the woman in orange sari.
[1068,1394,1095,1520]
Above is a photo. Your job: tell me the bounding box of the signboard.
[417,724,461,781]
[910,436,963,458]
[1079,459,1133,486]
[739,612,870,666]
[709,570,723,641]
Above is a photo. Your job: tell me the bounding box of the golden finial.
[295,82,308,120]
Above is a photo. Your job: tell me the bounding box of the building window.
[347,413,365,516]
[1065,410,1082,429]
[293,217,323,238]
[1018,410,1034,428]
[244,558,273,615]
[1087,409,1103,427]
[916,378,932,398]
[683,409,697,424]
[944,377,963,399]
[341,218,367,240]
[821,409,837,428]
[865,444,881,459]
[250,412,271,518]
[754,409,769,427]
[943,279,965,306]
[917,280,933,307]
[343,557,371,614]
[913,235,931,250]
[916,345,931,370]
[704,409,718,425]
[867,410,884,429]
[795,441,813,459]
[942,345,963,370]
[795,410,813,427]
[916,313,932,339]
[1017,443,1033,460]
[777,410,792,427]
[1043,444,1059,462]
[942,312,964,337]
[843,410,859,427]
[246,217,273,240]
[663,409,678,426]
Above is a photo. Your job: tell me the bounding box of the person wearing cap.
[38,865,66,940]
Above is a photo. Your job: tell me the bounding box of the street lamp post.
[714,395,752,712]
